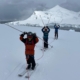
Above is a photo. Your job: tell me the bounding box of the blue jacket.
[54,25,60,33]
[42,27,50,39]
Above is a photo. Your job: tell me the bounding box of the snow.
[8,5,80,26]
[69,29,75,32]
[0,24,80,80]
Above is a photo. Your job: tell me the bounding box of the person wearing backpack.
[20,32,39,70]
[54,24,60,39]
[42,26,50,48]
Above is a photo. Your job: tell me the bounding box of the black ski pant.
[26,55,36,67]
[43,38,48,48]
[55,31,58,39]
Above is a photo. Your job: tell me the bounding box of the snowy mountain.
[8,5,80,27]
[0,24,80,80]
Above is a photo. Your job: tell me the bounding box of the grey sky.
[0,0,80,21]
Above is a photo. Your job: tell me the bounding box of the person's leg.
[57,32,58,39]
[44,38,46,48]
[26,55,31,69]
[45,38,48,48]
[55,32,57,39]
[55,32,56,39]
[30,55,36,70]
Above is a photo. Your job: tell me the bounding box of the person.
[42,26,50,48]
[54,24,60,39]
[20,32,39,70]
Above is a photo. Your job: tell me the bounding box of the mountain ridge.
[8,5,80,26]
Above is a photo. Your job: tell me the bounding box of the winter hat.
[27,32,33,36]
[27,32,33,40]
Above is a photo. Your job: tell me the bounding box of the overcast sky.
[0,0,80,21]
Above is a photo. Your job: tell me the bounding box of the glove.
[33,33,37,38]
[23,32,27,35]
[43,26,46,29]
[20,32,27,36]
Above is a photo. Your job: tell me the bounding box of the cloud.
[0,0,80,21]
[0,0,49,21]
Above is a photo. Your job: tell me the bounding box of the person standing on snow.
[42,26,50,48]
[54,24,60,39]
[20,32,39,70]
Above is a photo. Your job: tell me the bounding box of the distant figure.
[42,26,50,48]
[20,32,39,70]
[54,24,60,39]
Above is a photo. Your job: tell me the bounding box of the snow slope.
[8,5,80,26]
[0,24,80,80]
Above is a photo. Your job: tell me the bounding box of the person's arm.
[42,27,45,32]
[47,27,50,33]
[20,32,27,43]
[58,25,60,28]
[33,33,39,44]
[54,25,56,28]
[35,37,39,44]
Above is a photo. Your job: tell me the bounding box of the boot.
[32,63,36,70]
[26,64,31,70]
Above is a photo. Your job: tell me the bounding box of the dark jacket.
[42,27,50,39]
[54,24,60,33]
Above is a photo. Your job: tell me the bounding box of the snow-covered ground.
[8,5,80,26]
[0,24,80,80]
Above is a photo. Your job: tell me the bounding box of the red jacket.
[20,35,39,55]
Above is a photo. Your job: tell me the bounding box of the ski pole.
[34,12,38,19]
[39,15,45,26]
[47,14,52,25]
[38,37,53,48]
[5,24,53,48]
[5,23,23,33]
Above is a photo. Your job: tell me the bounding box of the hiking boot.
[32,64,36,70]
[26,64,31,70]
[32,66,35,70]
